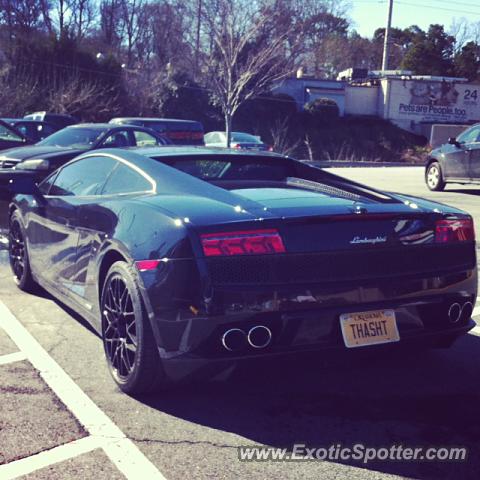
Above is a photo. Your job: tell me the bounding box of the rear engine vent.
[206,243,475,286]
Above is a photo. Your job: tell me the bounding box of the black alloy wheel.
[9,211,36,291]
[101,261,166,394]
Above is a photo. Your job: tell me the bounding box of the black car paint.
[0,125,171,228]
[9,148,478,382]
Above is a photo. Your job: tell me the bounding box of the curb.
[303,160,424,168]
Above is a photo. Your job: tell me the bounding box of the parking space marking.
[0,436,104,480]
[470,326,480,337]
[0,351,27,366]
[0,301,166,480]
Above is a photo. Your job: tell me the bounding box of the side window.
[101,130,132,148]
[458,127,480,144]
[0,124,23,142]
[133,130,158,147]
[38,171,59,195]
[49,156,117,196]
[101,163,153,195]
[15,124,29,138]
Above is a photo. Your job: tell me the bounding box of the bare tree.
[269,118,301,157]
[0,64,39,116]
[200,0,297,147]
[121,0,144,67]
[99,0,124,50]
[71,0,96,41]
[47,77,120,119]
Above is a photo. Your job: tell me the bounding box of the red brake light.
[435,218,475,243]
[135,259,161,271]
[201,229,286,256]
[232,144,242,149]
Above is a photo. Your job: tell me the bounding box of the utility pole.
[381,0,394,71]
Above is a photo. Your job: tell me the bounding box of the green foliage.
[401,25,455,76]
[454,42,480,81]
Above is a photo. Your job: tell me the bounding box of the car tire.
[9,211,36,291]
[100,261,168,394]
[425,161,446,191]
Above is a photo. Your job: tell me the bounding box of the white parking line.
[0,351,27,366]
[0,436,104,480]
[0,301,166,480]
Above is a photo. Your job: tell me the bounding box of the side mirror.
[448,137,461,147]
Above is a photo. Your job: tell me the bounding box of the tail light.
[135,259,161,271]
[232,143,242,149]
[268,145,274,152]
[435,218,475,243]
[201,229,286,256]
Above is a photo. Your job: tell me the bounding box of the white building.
[272,72,480,137]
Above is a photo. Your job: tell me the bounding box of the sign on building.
[387,79,480,124]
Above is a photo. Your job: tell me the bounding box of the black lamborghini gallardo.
[5,147,477,393]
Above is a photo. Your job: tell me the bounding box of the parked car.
[0,123,170,178]
[204,131,273,151]
[23,112,78,129]
[425,123,480,191]
[0,119,31,151]
[2,118,59,143]
[109,117,204,145]
[6,147,477,393]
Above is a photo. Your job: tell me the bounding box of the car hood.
[0,146,87,162]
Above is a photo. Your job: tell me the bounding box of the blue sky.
[349,0,480,38]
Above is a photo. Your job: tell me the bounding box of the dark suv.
[109,117,204,146]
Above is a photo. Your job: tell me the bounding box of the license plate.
[340,309,400,348]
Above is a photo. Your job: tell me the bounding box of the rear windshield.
[156,156,294,181]
[231,133,261,143]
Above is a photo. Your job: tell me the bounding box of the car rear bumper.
[158,318,476,383]
[146,272,477,382]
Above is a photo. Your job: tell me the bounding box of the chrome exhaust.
[448,303,462,323]
[221,328,246,352]
[247,325,272,349]
[461,302,473,321]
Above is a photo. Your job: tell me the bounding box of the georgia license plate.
[340,309,400,348]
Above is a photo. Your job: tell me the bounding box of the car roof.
[65,123,162,132]
[111,117,201,125]
[67,123,115,130]
[131,146,283,159]
[207,131,256,135]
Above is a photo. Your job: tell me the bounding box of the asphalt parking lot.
[0,165,480,480]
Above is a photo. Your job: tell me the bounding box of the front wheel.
[425,161,446,191]
[9,211,36,291]
[100,261,167,394]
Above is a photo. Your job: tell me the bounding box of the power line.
[396,0,480,16]
[423,0,480,8]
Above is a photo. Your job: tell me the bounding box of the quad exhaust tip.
[461,302,473,321]
[221,325,273,351]
[221,328,246,352]
[448,303,462,323]
[247,325,272,349]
